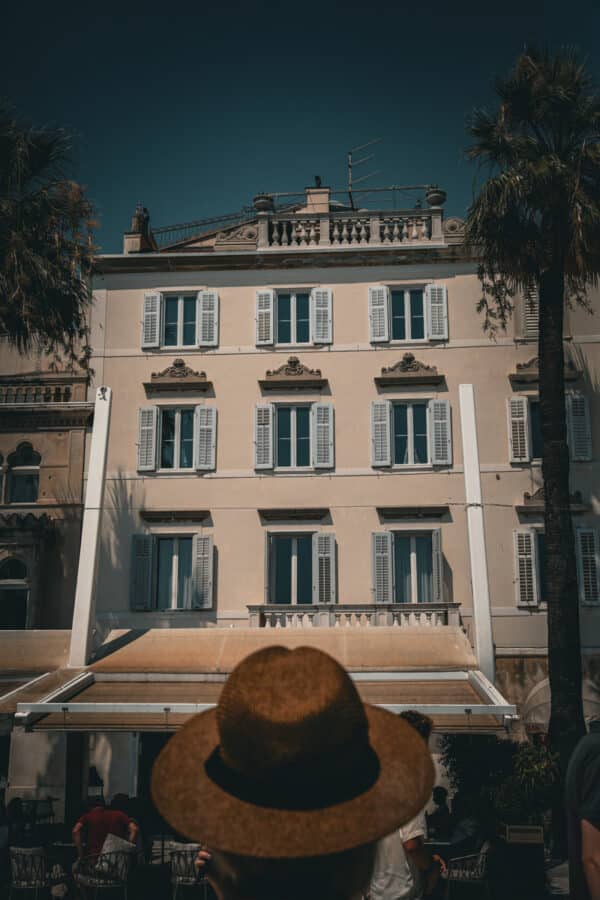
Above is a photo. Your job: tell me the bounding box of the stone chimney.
[123,204,156,254]
[298,179,330,214]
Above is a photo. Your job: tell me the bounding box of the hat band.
[204,743,381,811]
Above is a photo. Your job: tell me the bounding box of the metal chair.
[73,850,133,900]
[169,848,209,900]
[444,840,492,898]
[9,847,49,900]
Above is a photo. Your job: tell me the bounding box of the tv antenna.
[347,138,382,209]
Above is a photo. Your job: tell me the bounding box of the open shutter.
[255,404,274,469]
[513,529,539,606]
[522,287,539,340]
[312,403,334,468]
[256,290,275,345]
[429,400,452,465]
[137,407,158,471]
[197,290,219,346]
[141,292,162,349]
[130,535,154,610]
[507,397,531,463]
[310,288,333,344]
[425,284,449,340]
[192,534,214,609]
[371,400,392,467]
[312,533,336,604]
[368,286,390,342]
[577,529,600,604]
[195,406,217,471]
[372,532,393,604]
[567,393,592,461]
[431,528,443,603]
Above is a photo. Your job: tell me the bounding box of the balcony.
[0,383,74,404]
[247,603,461,629]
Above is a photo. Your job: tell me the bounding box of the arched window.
[0,558,29,628]
[7,443,41,504]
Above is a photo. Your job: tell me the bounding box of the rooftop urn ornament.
[253,193,274,212]
[425,186,447,207]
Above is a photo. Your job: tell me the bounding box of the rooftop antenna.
[348,138,382,209]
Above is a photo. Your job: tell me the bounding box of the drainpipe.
[69,386,112,667]
[459,384,495,682]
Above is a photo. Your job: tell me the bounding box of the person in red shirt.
[72,797,138,860]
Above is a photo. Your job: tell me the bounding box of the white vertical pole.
[459,384,495,681]
[69,387,112,668]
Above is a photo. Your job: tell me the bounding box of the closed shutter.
[254,404,274,469]
[256,290,275,345]
[141,292,162,349]
[425,284,449,340]
[371,400,392,466]
[195,406,217,470]
[368,286,390,342]
[431,528,443,603]
[513,529,539,606]
[577,528,600,604]
[429,400,452,465]
[567,393,592,461]
[311,288,333,344]
[192,534,214,609]
[522,287,539,340]
[197,290,219,346]
[130,535,154,610]
[137,407,158,471]
[312,533,336,604]
[312,403,334,468]
[372,532,393,603]
[507,397,531,462]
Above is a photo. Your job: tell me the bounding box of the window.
[156,537,193,609]
[372,531,443,604]
[6,444,41,504]
[141,291,219,349]
[256,289,332,345]
[163,295,197,347]
[276,292,310,344]
[508,394,591,463]
[530,400,543,459]
[371,400,452,467]
[369,284,448,342]
[130,534,214,610]
[392,403,429,465]
[160,409,195,469]
[268,532,336,604]
[255,403,334,470]
[137,406,217,472]
[520,287,539,340]
[390,289,425,341]
[0,558,29,628]
[576,528,600,605]
[276,407,311,468]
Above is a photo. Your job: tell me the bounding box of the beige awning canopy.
[0,630,75,716]
[524,678,600,731]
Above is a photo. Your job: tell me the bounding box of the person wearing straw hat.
[152,645,434,900]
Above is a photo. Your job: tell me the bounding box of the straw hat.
[152,645,434,858]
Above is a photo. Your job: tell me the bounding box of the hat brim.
[151,705,434,858]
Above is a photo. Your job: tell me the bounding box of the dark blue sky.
[4,3,599,251]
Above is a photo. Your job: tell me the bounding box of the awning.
[0,630,76,717]
[523,678,600,731]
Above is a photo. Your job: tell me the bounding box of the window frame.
[392,531,434,604]
[389,286,427,343]
[275,290,311,346]
[268,532,314,606]
[161,293,197,349]
[0,557,30,628]
[274,403,313,470]
[154,534,194,611]
[529,398,543,461]
[157,406,196,472]
[391,401,431,467]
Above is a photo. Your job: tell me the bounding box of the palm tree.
[465,47,600,777]
[0,103,95,363]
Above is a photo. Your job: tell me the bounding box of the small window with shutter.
[369,284,448,343]
[255,403,334,471]
[371,400,451,468]
[372,530,443,604]
[268,532,335,605]
[576,528,600,605]
[520,287,539,340]
[507,397,531,463]
[138,406,217,473]
[567,393,592,461]
[130,533,214,611]
[141,292,162,349]
[513,529,539,606]
[197,291,219,347]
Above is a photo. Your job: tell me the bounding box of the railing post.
[257,212,270,249]
[430,209,443,242]
[318,214,331,247]
[369,216,380,245]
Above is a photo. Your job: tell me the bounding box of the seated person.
[72,796,138,861]
[426,786,452,841]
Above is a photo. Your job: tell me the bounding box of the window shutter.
[567,393,592,461]
[310,288,333,344]
[507,397,531,462]
[141,292,162,349]
[254,404,274,469]
[372,532,393,603]
[312,533,336,604]
[137,407,158,471]
[256,290,275,345]
[192,534,214,609]
[513,529,539,606]
[195,406,217,471]
[368,286,390,342]
[522,287,539,340]
[197,290,219,347]
[130,535,154,610]
[431,528,443,603]
[425,284,449,340]
[312,403,334,468]
[577,529,600,604]
[429,400,452,465]
[371,400,392,467]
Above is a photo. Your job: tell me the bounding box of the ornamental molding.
[0,512,55,535]
[259,356,327,391]
[215,224,258,249]
[442,216,465,245]
[375,353,444,386]
[144,358,212,394]
[509,356,581,385]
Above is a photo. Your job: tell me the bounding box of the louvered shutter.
[368,286,390,342]
[371,401,392,466]
[254,404,274,469]
[425,284,449,340]
[310,288,333,344]
[429,400,452,465]
[197,290,219,346]
[192,534,214,608]
[431,528,443,603]
[567,393,592,461]
[522,287,539,340]
[137,407,158,471]
[372,532,393,604]
[195,406,217,471]
[513,529,539,605]
[141,292,162,349]
[256,290,275,345]
[130,535,154,610]
[312,403,334,468]
[312,533,336,604]
[577,529,600,604]
[507,397,531,462]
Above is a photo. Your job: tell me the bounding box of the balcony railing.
[0,384,73,404]
[247,603,461,629]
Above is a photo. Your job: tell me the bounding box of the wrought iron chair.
[73,850,133,900]
[9,847,49,900]
[169,847,209,900]
[444,840,492,898]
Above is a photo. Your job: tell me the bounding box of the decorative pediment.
[214,223,259,251]
[143,358,212,394]
[515,486,588,515]
[375,353,444,387]
[509,356,581,386]
[259,356,327,391]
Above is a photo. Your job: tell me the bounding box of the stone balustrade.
[0,383,73,404]
[247,603,461,629]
